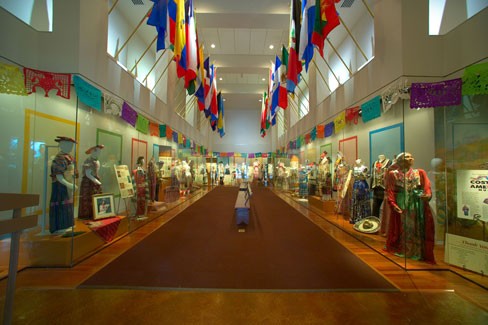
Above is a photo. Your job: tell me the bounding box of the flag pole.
[130,36,157,74]
[152,56,174,92]
[326,38,353,76]
[361,0,374,19]
[295,83,310,105]
[312,59,331,92]
[317,54,340,86]
[143,49,167,85]
[338,17,368,61]
[108,0,120,15]
[114,7,152,60]
[287,94,300,117]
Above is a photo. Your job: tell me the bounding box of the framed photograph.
[92,193,116,220]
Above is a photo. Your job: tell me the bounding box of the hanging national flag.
[166,0,177,49]
[287,0,302,94]
[299,0,316,71]
[279,46,289,109]
[321,0,340,41]
[209,64,219,122]
[270,56,281,123]
[217,92,225,137]
[203,57,212,118]
[183,0,198,92]
[260,91,268,137]
[174,0,186,72]
[312,0,340,57]
[194,45,206,110]
[147,0,168,51]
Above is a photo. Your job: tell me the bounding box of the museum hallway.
[1,187,487,324]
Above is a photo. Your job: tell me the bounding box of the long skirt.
[78,176,102,219]
[49,181,74,233]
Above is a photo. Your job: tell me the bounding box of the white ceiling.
[116,0,369,111]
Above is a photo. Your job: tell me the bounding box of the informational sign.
[456,170,488,222]
[445,234,488,275]
[114,165,134,198]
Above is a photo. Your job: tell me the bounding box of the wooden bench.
[235,182,252,225]
[0,193,39,325]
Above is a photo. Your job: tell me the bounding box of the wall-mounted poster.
[114,165,135,199]
[456,169,488,222]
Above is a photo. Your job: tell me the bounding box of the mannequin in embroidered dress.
[308,162,318,195]
[385,152,436,264]
[155,161,164,201]
[210,165,216,185]
[350,158,371,224]
[252,159,260,182]
[371,154,392,218]
[132,156,148,217]
[218,161,225,185]
[78,144,104,220]
[318,151,332,200]
[147,156,157,202]
[49,136,78,233]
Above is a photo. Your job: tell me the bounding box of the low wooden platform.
[23,216,129,267]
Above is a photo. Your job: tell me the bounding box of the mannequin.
[371,154,391,218]
[298,165,308,198]
[155,161,164,201]
[147,157,157,202]
[334,152,351,214]
[318,151,332,200]
[350,158,371,224]
[218,161,225,185]
[385,152,436,264]
[210,165,216,186]
[308,162,318,195]
[252,159,260,181]
[49,136,78,233]
[78,144,104,220]
[132,156,148,217]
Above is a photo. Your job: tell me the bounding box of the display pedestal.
[308,196,335,214]
[24,216,128,267]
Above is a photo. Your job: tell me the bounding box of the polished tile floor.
[1,187,487,324]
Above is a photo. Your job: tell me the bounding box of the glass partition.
[0,62,193,270]
[276,91,487,288]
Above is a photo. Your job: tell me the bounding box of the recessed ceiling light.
[219,77,222,81]
[211,44,216,48]
[262,78,266,81]
[269,45,274,49]
[259,99,262,102]
[223,98,226,101]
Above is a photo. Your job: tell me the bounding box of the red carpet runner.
[81,186,396,291]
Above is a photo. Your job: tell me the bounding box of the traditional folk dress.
[350,165,371,224]
[133,166,149,216]
[371,158,391,218]
[147,160,157,201]
[385,168,436,264]
[78,156,102,219]
[49,152,77,233]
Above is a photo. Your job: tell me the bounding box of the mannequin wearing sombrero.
[49,136,78,233]
[78,144,104,220]
[350,158,371,224]
[385,152,435,264]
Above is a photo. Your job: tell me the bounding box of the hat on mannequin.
[85,144,105,154]
[54,136,77,144]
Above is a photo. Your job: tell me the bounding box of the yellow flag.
[334,111,346,133]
